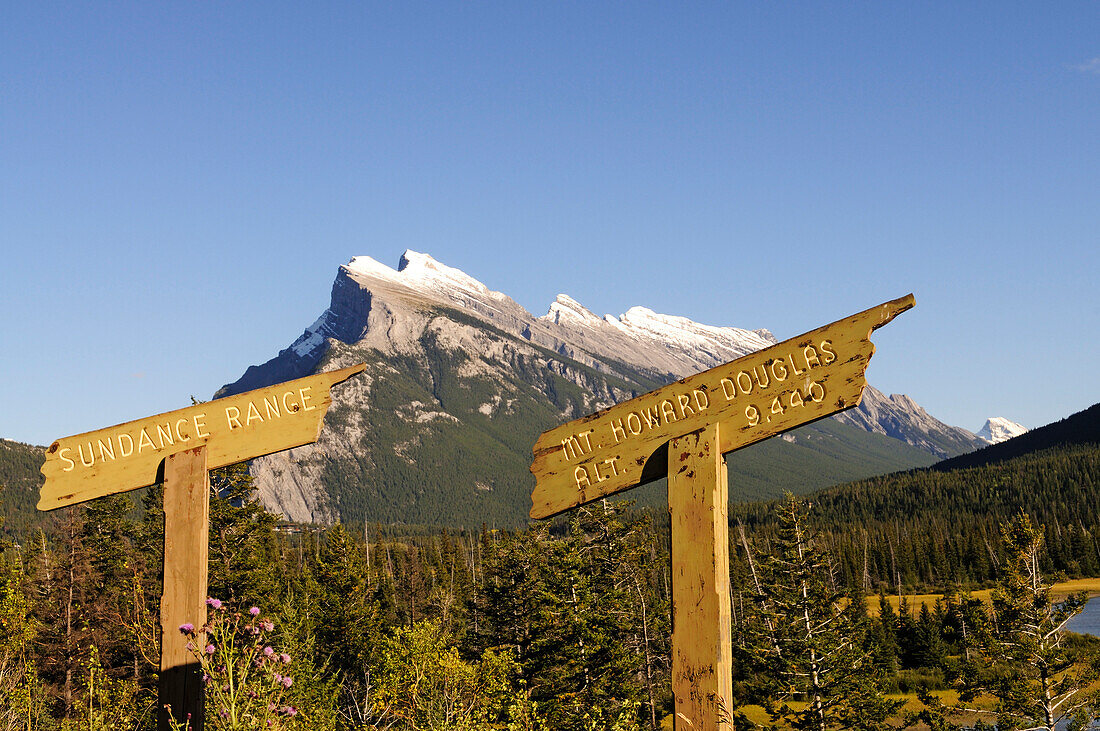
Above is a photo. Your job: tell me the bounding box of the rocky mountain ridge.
[219,252,985,526]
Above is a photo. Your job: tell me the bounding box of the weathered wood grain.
[530,294,914,518]
[668,424,733,731]
[38,364,365,511]
[158,446,209,731]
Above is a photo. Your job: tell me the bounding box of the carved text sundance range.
[38,364,365,511]
[53,386,319,473]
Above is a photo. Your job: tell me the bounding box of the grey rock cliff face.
[834,388,985,459]
[218,252,983,524]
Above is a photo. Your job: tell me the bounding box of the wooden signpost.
[529,295,915,730]
[38,364,365,730]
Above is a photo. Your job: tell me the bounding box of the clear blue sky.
[2,2,1097,447]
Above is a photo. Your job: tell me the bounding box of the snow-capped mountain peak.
[218,250,990,524]
[543,294,602,325]
[347,250,508,302]
[977,417,1028,444]
[396,250,508,300]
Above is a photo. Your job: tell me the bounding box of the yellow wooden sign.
[530,294,914,519]
[38,364,365,511]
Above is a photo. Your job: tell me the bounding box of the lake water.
[1066,595,1100,636]
[1050,598,1100,730]
[1049,597,1099,731]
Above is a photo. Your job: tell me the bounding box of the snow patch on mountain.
[291,329,325,357]
[606,306,774,356]
[977,417,1028,444]
[347,250,509,303]
[341,252,778,379]
[544,294,603,325]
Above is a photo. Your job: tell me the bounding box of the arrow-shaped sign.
[530,294,914,519]
[39,364,365,511]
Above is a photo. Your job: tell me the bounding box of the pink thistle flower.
[205,644,216,654]
[206,597,223,610]
[279,653,291,664]
[249,606,260,616]
[260,620,274,632]
[263,646,274,657]
[281,675,293,688]
[178,623,195,634]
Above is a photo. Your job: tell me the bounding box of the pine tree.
[868,592,900,674]
[922,513,1100,730]
[80,494,139,678]
[473,525,558,702]
[313,523,385,726]
[911,602,947,670]
[979,513,1098,729]
[553,502,654,730]
[743,494,901,731]
[34,507,95,720]
[207,462,280,603]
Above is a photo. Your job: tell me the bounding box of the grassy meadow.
[867,576,1100,615]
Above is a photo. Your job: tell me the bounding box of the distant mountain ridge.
[935,403,1099,473]
[734,405,1100,590]
[217,252,985,527]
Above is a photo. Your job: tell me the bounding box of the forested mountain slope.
[934,401,1099,471]
[0,438,45,536]
[732,406,1100,590]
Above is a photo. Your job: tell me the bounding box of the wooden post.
[668,423,733,730]
[37,367,365,729]
[159,445,210,731]
[528,297,916,722]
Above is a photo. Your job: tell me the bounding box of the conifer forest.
[1,441,1099,730]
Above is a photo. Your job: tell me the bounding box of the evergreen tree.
[313,523,385,726]
[80,494,140,678]
[743,494,901,731]
[34,507,96,720]
[868,593,900,675]
[923,513,1100,730]
[980,514,1098,729]
[552,502,655,730]
[207,462,280,603]
[474,525,558,702]
[911,602,947,670]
